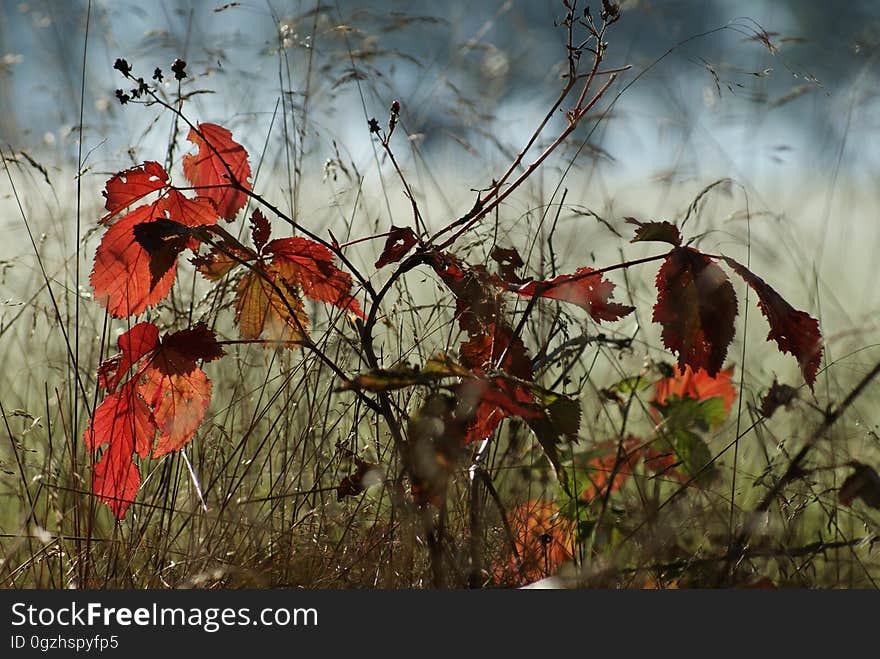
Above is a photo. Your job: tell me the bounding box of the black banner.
[0,589,876,656]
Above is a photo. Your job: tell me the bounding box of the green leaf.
[669,429,713,478]
[610,375,649,394]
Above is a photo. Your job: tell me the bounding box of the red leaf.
[249,208,271,254]
[183,123,252,221]
[101,161,169,224]
[90,205,179,317]
[86,322,223,517]
[723,257,822,388]
[511,267,635,323]
[653,247,737,377]
[375,225,418,268]
[267,237,365,319]
[83,383,156,519]
[158,190,219,228]
[137,326,220,456]
[97,322,160,392]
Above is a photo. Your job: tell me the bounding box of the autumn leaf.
[84,383,156,519]
[839,462,880,510]
[235,265,310,345]
[101,161,169,223]
[97,321,160,392]
[92,192,218,317]
[85,322,223,517]
[580,437,642,502]
[249,208,271,254]
[626,217,682,246]
[510,267,635,323]
[723,257,822,388]
[91,205,180,317]
[490,245,527,285]
[653,247,737,377]
[267,237,365,319]
[375,225,418,268]
[191,242,250,281]
[183,123,252,221]
[759,379,798,418]
[502,500,574,584]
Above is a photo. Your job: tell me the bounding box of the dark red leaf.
[267,237,365,319]
[839,462,880,509]
[249,208,271,254]
[723,257,822,388]
[490,245,527,284]
[653,247,737,376]
[375,225,418,268]
[511,267,635,323]
[759,378,799,418]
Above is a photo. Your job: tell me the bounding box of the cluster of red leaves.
[85,322,223,518]
[635,218,822,387]
[91,124,252,317]
[429,248,632,446]
[88,122,367,517]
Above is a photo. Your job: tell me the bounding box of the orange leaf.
[511,267,634,323]
[581,437,642,501]
[653,365,736,415]
[653,247,737,376]
[234,265,310,346]
[101,161,169,224]
[503,500,574,584]
[183,123,252,221]
[267,237,365,319]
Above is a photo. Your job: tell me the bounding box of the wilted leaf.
[653,248,737,376]
[249,208,271,254]
[490,245,527,284]
[759,378,799,418]
[723,257,822,388]
[839,462,880,509]
[626,218,682,246]
[375,225,418,268]
[511,267,634,323]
